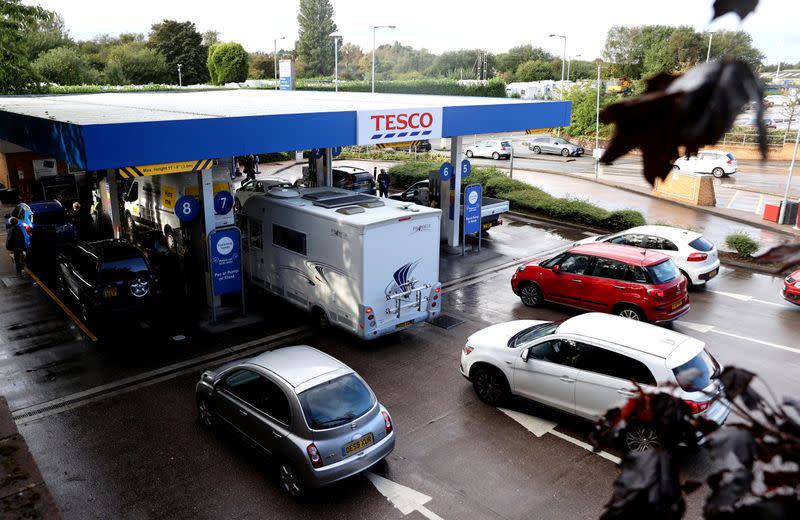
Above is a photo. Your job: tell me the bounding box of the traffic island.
[0,397,61,519]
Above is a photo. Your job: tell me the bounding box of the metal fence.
[720,129,799,147]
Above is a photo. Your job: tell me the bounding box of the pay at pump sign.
[209,227,242,295]
[464,184,482,235]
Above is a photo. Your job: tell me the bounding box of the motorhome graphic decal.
[385,260,421,298]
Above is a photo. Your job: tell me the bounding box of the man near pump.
[377,169,390,198]
[242,155,257,184]
[6,217,26,273]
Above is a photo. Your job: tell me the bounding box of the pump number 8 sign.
[175,195,200,222]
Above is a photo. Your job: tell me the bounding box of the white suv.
[464,140,512,160]
[460,313,729,451]
[673,150,736,178]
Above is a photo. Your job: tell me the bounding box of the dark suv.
[333,166,377,195]
[56,239,159,322]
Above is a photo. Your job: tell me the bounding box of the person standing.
[377,169,390,198]
[242,155,256,184]
[6,217,26,273]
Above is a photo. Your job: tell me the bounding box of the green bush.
[602,210,647,232]
[725,232,759,258]
[293,77,507,97]
[483,175,531,197]
[388,161,439,189]
[207,42,249,85]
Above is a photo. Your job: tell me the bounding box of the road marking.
[755,194,763,215]
[726,189,739,209]
[12,326,311,424]
[499,408,621,465]
[677,321,800,355]
[23,266,98,342]
[366,472,444,520]
[708,289,785,308]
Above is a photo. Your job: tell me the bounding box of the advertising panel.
[464,184,482,235]
[357,107,443,146]
[209,227,242,295]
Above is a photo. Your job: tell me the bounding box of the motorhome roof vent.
[358,200,385,209]
[336,206,366,215]
[302,191,376,208]
[268,188,301,198]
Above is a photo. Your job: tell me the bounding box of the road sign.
[332,146,342,157]
[175,195,199,222]
[209,227,242,296]
[214,191,234,215]
[311,148,324,160]
[464,184,482,235]
[461,159,471,177]
[439,162,453,181]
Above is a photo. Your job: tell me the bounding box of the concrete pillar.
[313,149,333,187]
[197,168,218,309]
[448,136,463,247]
[103,169,122,239]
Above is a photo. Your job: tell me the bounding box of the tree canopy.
[34,46,95,85]
[149,20,209,85]
[0,0,51,93]
[295,0,337,77]
[207,42,249,85]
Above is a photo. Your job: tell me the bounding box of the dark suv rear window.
[672,350,720,392]
[31,211,67,225]
[646,259,679,284]
[689,237,714,252]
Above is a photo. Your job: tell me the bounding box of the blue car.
[6,200,75,250]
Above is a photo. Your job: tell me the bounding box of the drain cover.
[427,314,464,329]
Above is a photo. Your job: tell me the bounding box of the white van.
[123,170,232,249]
[239,187,442,339]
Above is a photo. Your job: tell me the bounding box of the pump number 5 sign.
[175,195,200,222]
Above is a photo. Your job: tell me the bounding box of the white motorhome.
[123,170,233,249]
[239,187,442,339]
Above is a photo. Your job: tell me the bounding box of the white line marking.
[755,194,764,215]
[366,472,445,520]
[499,408,621,464]
[725,189,739,209]
[708,289,785,308]
[676,321,800,355]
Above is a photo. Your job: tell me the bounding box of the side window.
[255,182,265,193]
[222,370,292,424]
[626,265,648,283]
[126,182,139,201]
[558,254,591,274]
[273,224,306,256]
[11,206,22,219]
[530,339,581,367]
[74,251,97,281]
[540,253,566,269]
[258,377,292,425]
[576,346,656,385]
[249,220,263,249]
[645,236,679,251]
[589,258,628,280]
[609,234,643,247]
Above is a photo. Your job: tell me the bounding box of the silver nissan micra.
[196,345,395,497]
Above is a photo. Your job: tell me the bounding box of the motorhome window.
[273,224,306,256]
[249,220,262,249]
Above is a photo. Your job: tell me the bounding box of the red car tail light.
[683,399,710,415]
[647,288,665,299]
[23,224,32,236]
[307,443,323,468]
[381,411,393,434]
[687,253,708,262]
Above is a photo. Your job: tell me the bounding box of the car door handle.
[238,409,248,417]
[613,285,625,289]
[559,375,575,383]
[617,389,635,397]
[571,279,582,283]
[271,431,283,439]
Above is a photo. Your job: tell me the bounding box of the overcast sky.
[25,0,798,65]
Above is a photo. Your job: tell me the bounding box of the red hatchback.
[511,243,690,323]
[782,270,800,305]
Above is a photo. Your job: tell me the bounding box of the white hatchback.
[673,150,736,178]
[574,225,720,286]
[464,139,512,160]
[460,313,730,451]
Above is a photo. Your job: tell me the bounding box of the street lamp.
[330,33,342,92]
[706,31,714,63]
[273,36,286,90]
[372,25,396,93]
[567,54,581,82]
[595,58,603,180]
[550,34,567,136]
[177,63,182,87]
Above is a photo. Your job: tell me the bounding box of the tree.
[207,42,248,85]
[602,26,643,78]
[202,30,219,47]
[248,52,274,80]
[0,0,51,93]
[562,85,617,138]
[34,46,95,85]
[27,11,73,61]
[496,44,553,75]
[710,30,765,69]
[339,42,364,79]
[105,43,169,85]
[427,49,490,79]
[149,20,209,85]
[295,0,337,77]
[515,60,554,82]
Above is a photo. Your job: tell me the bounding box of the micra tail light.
[683,399,710,415]
[307,443,323,468]
[688,252,708,262]
[381,411,393,434]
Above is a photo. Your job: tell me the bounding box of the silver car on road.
[196,345,395,497]
[528,136,584,157]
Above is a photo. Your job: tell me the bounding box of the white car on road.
[465,139,512,160]
[672,150,736,178]
[460,313,730,451]
[234,177,292,211]
[575,225,720,286]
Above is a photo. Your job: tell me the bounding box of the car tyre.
[519,282,542,307]
[561,148,570,157]
[197,398,213,429]
[680,270,695,290]
[279,461,305,498]
[624,423,661,452]
[466,150,473,158]
[616,305,645,321]
[492,152,500,160]
[712,167,725,178]
[472,366,509,405]
[532,146,541,154]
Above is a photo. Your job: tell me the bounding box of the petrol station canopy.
[0,89,570,171]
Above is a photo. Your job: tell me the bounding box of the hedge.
[387,161,646,232]
[725,232,759,258]
[295,78,507,97]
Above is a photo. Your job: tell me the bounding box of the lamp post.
[330,33,342,92]
[372,25,396,93]
[706,32,714,63]
[595,58,603,180]
[778,128,800,225]
[273,36,285,90]
[550,34,567,137]
[567,54,581,82]
[177,63,182,87]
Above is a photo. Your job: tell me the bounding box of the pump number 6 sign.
[175,195,200,222]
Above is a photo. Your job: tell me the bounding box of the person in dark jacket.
[6,217,26,273]
[377,169,390,198]
[242,155,257,184]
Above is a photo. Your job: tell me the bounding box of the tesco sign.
[357,107,443,146]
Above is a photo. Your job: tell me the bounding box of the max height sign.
[357,108,443,146]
